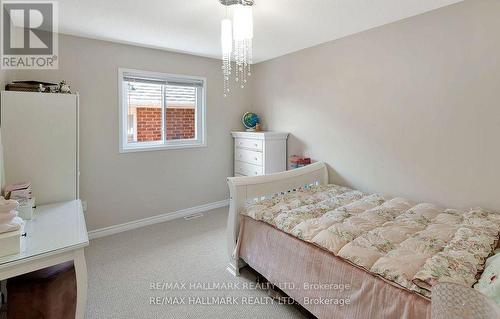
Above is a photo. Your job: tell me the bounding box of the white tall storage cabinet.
[1,91,79,205]
[232,131,289,177]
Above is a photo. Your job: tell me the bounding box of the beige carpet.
[85,207,307,319]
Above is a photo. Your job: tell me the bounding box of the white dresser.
[232,131,289,177]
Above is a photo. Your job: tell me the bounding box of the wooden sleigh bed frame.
[226,162,329,275]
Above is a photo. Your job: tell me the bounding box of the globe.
[242,112,260,130]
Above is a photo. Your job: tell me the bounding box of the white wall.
[252,0,500,211]
[10,34,251,230]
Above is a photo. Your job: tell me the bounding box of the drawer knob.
[254,157,258,161]
[254,144,258,147]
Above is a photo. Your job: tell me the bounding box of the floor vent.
[184,213,204,220]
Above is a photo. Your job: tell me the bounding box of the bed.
[226,162,500,319]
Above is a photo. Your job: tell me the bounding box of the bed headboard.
[226,161,328,275]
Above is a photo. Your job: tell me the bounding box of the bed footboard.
[226,162,329,276]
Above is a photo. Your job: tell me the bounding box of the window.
[119,69,206,152]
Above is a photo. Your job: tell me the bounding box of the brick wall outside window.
[136,107,162,142]
[166,108,195,140]
[136,107,195,142]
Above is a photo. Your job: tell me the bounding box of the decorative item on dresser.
[241,112,260,131]
[289,155,311,169]
[231,131,289,177]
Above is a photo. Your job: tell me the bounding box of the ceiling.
[58,0,463,63]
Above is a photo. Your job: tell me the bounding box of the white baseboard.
[88,199,229,240]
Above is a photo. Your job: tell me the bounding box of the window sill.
[119,141,207,153]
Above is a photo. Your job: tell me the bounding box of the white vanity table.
[0,200,89,319]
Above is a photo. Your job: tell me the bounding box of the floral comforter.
[241,184,500,297]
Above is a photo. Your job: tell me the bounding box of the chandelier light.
[220,0,254,97]
[221,18,233,95]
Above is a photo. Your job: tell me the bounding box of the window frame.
[118,68,207,153]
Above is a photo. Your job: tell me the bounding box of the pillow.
[474,249,500,304]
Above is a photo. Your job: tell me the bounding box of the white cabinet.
[231,131,288,177]
[1,91,79,205]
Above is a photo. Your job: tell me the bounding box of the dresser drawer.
[235,148,263,166]
[235,161,263,176]
[235,138,263,151]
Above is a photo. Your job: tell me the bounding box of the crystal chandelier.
[220,0,254,97]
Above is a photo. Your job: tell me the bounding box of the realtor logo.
[1,1,58,69]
